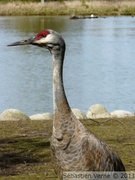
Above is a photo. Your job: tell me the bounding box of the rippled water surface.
[0,16,135,115]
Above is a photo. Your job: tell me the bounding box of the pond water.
[0,16,135,115]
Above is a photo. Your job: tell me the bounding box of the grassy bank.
[0,1,135,16]
[0,117,135,179]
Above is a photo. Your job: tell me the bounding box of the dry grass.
[0,0,135,16]
[0,2,44,15]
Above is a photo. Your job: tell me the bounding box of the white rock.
[30,113,53,120]
[87,104,110,119]
[0,109,30,121]
[72,108,87,119]
[110,110,133,118]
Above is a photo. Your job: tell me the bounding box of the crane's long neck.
[52,44,72,140]
[52,45,71,116]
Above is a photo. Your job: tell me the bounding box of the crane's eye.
[36,30,50,40]
[42,34,46,37]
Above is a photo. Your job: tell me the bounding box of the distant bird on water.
[8,29,126,180]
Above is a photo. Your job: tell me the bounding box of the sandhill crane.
[8,29,126,180]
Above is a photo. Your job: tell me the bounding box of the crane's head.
[8,29,65,54]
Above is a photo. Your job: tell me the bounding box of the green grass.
[0,117,134,179]
[0,120,57,179]
[1,1,135,16]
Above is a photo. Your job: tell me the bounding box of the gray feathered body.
[51,112,125,179]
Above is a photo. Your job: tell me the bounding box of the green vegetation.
[0,1,135,16]
[0,120,57,180]
[0,117,134,179]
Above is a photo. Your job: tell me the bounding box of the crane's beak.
[7,37,36,46]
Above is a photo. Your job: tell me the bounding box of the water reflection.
[0,16,135,115]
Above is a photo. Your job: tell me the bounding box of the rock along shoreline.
[0,104,134,121]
